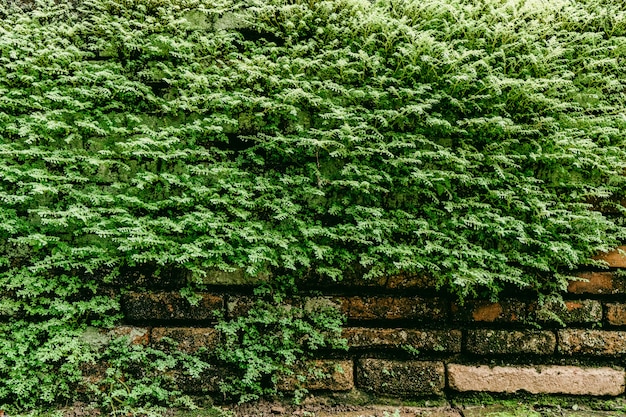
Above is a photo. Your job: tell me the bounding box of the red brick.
[452,300,527,323]
[594,246,626,268]
[342,328,461,353]
[123,292,224,322]
[276,359,354,392]
[357,359,445,396]
[151,327,220,353]
[341,296,446,321]
[606,303,626,326]
[447,364,625,395]
[466,330,556,355]
[568,272,621,294]
[559,329,626,356]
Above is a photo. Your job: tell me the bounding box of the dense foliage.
[0,0,625,412]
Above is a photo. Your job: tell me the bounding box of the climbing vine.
[0,0,624,413]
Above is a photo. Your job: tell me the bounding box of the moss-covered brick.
[151,327,220,353]
[341,296,446,321]
[594,246,626,268]
[559,330,626,356]
[357,359,445,397]
[535,300,602,324]
[606,303,626,326]
[343,328,461,353]
[276,359,354,392]
[568,272,624,295]
[451,300,528,323]
[191,268,270,286]
[466,329,556,355]
[122,292,224,323]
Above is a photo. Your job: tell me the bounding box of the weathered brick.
[606,303,626,326]
[123,292,223,322]
[451,300,527,323]
[277,359,354,392]
[341,296,446,321]
[568,272,623,294]
[343,328,461,353]
[301,273,437,291]
[357,359,445,397]
[447,364,625,395]
[559,330,626,356]
[594,246,626,268]
[80,326,150,349]
[228,296,304,318]
[152,327,220,353]
[191,268,269,286]
[466,329,556,355]
[107,326,150,345]
[535,299,602,324]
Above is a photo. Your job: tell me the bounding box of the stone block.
[276,359,354,392]
[447,364,625,395]
[594,246,626,268]
[535,300,602,324]
[568,272,623,294]
[341,297,446,321]
[122,292,223,322]
[357,359,445,397]
[466,329,556,355]
[343,328,461,353]
[606,303,626,326]
[451,300,527,323]
[151,327,220,353]
[559,330,626,356]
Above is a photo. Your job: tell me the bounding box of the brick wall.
[109,246,626,400]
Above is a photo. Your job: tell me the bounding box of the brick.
[228,296,304,318]
[277,359,354,392]
[341,296,446,321]
[191,268,269,286]
[594,246,626,268]
[535,299,602,324]
[451,300,527,323]
[107,326,150,345]
[466,329,556,355]
[80,326,150,349]
[568,272,623,294]
[301,273,437,291]
[607,303,626,326]
[123,292,223,322]
[447,364,625,396]
[151,327,220,353]
[559,330,626,356]
[343,328,462,353]
[357,359,445,397]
